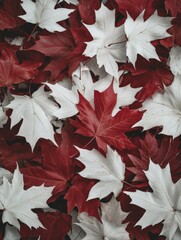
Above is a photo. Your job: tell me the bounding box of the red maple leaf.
[30,30,76,58]
[78,0,100,24]
[29,29,86,80]
[65,175,100,218]
[128,132,181,182]
[123,57,173,101]
[71,84,143,152]
[0,0,25,30]
[20,212,71,240]
[172,14,181,46]
[0,121,40,172]
[165,0,181,16]
[0,47,41,87]
[21,123,76,197]
[115,0,165,19]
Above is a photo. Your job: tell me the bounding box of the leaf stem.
[27,23,38,42]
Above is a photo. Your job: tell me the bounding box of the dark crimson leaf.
[0,47,41,87]
[65,175,100,218]
[165,0,181,16]
[20,212,71,240]
[78,0,100,24]
[0,0,24,30]
[22,123,76,197]
[123,57,173,101]
[128,132,181,182]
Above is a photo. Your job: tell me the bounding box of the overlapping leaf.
[71,84,143,152]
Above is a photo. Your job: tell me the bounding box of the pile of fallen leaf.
[0,0,181,239]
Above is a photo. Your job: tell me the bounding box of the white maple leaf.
[0,91,13,128]
[83,4,127,79]
[169,45,181,76]
[4,225,20,240]
[125,160,181,240]
[0,165,54,230]
[76,146,125,200]
[133,75,181,138]
[0,106,7,128]
[72,63,95,105]
[46,82,79,119]
[125,11,172,66]
[6,86,58,150]
[19,0,74,32]
[77,196,129,240]
[0,168,13,186]
[112,83,141,116]
[68,210,86,240]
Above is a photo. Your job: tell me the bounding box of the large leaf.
[125,160,181,240]
[7,86,58,150]
[83,4,126,79]
[133,75,181,138]
[124,11,172,66]
[19,0,74,32]
[77,196,129,240]
[71,84,143,152]
[76,146,125,200]
[0,165,54,230]
[123,57,173,101]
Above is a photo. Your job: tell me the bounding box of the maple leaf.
[7,86,58,150]
[83,4,127,79]
[20,211,71,240]
[165,0,181,16]
[19,0,74,32]
[0,0,25,30]
[68,210,86,240]
[75,66,140,114]
[30,30,76,58]
[0,48,40,87]
[71,84,143,152]
[0,165,54,230]
[123,57,174,101]
[0,168,12,185]
[46,82,79,119]
[22,123,76,196]
[112,83,141,116]
[125,160,181,240]
[72,63,138,111]
[172,14,181,46]
[133,75,181,138]
[4,225,21,240]
[77,196,129,240]
[124,11,172,66]
[169,45,181,76]
[115,0,147,19]
[128,132,181,182]
[72,63,95,105]
[0,124,40,172]
[76,146,125,200]
[65,175,100,218]
[78,0,100,24]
